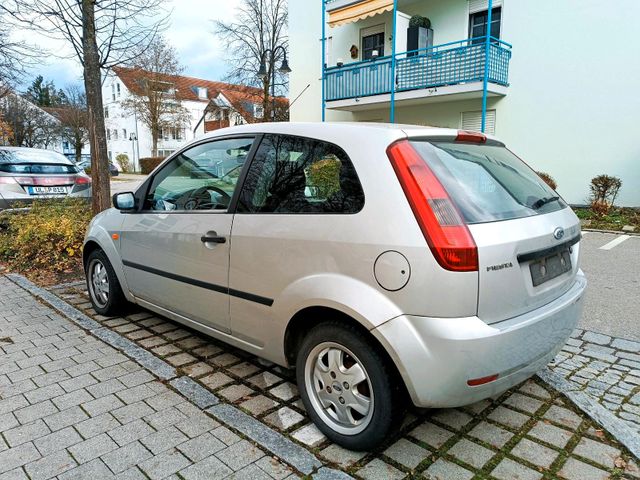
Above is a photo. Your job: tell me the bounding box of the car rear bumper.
[372,271,587,408]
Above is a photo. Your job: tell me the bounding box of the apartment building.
[290,0,640,205]
[103,67,274,170]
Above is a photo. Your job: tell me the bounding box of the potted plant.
[407,15,433,57]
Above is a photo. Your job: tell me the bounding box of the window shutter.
[468,0,502,14]
[461,110,496,135]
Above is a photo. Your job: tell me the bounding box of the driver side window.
[144,137,254,211]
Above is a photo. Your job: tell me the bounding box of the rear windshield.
[0,149,78,174]
[0,164,79,174]
[411,141,566,224]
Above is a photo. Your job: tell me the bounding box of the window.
[113,129,118,140]
[106,129,111,141]
[123,129,127,140]
[461,109,496,135]
[361,25,385,60]
[409,141,566,224]
[104,106,109,118]
[117,83,121,97]
[158,149,176,157]
[469,7,501,43]
[108,151,112,161]
[254,104,264,119]
[144,137,255,211]
[111,84,115,101]
[237,134,364,214]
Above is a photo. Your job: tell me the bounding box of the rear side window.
[238,134,364,214]
[410,141,566,224]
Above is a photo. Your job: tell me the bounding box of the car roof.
[0,146,73,165]
[199,122,500,143]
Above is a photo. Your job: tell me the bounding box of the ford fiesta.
[83,123,586,450]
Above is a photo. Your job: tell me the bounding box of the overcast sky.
[15,0,242,91]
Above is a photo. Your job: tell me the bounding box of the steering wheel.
[182,185,232,210]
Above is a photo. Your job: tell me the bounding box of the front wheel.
[85,249,128,316]
[296,322,405,451]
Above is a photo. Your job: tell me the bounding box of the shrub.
[589,174,622,215]
[308,156,341,199]
[0,198,92,273]
[115,153,132,173]
[536,171,557,190]
[140,156,165,174]
[409,15,431,29]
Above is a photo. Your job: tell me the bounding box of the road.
[110,173,146,195]
[578,231,639,340]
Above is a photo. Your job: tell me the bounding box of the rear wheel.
[296,321,405,451]
[85,249,127,316]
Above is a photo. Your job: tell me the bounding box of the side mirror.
[113,192,136,211]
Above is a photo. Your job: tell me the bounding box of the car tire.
[296,321,405,451]
[85,249,128,316]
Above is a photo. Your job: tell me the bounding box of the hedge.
[140,157,165,174]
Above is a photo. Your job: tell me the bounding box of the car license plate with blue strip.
[529,250,572,287]
[28,186,69,195]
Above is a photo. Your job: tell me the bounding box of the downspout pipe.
[481,0,493,133]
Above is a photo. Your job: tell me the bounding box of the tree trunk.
[262,77,270,122]
[74,135,82,164]
[81,0,111,214]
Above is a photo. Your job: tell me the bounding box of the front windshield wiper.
[531,196,560,210]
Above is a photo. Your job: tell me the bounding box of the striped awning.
[328,0,394,28]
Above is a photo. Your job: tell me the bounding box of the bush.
[409,15,431,29]
[115,153,132,173]
[589,174,622,215]
[0,198,92,273]
[140,157,165,174]
[308,156,341,199]
[536,171,557,190]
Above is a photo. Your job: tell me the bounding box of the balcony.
[324,37,512,110]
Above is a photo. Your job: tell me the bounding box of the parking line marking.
[599,235,630,250]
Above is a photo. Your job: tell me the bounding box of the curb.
[537,368,640,459]
[5,274,347,478]
[582,228,640,236]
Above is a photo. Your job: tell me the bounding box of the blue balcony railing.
[324,37,512,102]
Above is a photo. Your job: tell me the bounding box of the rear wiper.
[531,196,559,210]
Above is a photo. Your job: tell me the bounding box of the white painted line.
[599,235,630,250]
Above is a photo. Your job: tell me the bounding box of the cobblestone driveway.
[1,275,638,479]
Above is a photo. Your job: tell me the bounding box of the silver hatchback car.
[83,123,586,450]
[0,147,92,211]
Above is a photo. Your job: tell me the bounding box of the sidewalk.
[1,275,638,479]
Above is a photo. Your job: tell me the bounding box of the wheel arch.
[283,306,409,400]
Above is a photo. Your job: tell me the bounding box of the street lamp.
[129,132,137,173]
[257,45,291,121]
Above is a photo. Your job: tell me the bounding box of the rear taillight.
[74,175,91,185]
[456,130,487,143]
[387,140,478,272]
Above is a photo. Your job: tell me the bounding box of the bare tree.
[214,0,288,121]
[0,93,58,148]
[1,1,169,214]
[120,37,190,157]
[49,85,89,163]
[0,9,40,98]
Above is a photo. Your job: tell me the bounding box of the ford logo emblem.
[554,227,565,240]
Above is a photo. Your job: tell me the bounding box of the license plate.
[28,186,69,195]
[529,249,572,287]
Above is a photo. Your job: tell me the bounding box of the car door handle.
[201,234,226,244]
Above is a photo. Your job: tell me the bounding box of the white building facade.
[102,68,266,170]
[290,0,640,206]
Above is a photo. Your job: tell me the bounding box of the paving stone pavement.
[1,275,639,479]
[548,329,640,436]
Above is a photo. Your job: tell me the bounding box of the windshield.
[410,141,566,224]
[0,149,78,174]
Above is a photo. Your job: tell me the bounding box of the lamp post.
[129,132,137,173]
[257,46,291,121]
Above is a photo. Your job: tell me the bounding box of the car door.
[119,136,256,334]
[228,134,365,345]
